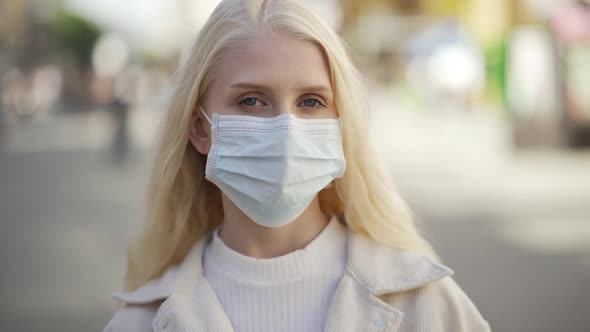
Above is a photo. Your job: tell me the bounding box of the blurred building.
[0,0,27,49]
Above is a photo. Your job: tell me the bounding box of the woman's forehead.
[215,30,333,91]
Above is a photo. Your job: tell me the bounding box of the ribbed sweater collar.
[204,214,347,284]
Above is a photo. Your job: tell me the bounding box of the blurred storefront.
[550,1,590,147]
[340,0,590,148]
[507,0,590,148]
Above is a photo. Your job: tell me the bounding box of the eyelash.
[238,97,326,111]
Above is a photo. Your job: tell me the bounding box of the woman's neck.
[218,195,330,259]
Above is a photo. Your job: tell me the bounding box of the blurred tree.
[47,11,102,110]
[49,11,100,71]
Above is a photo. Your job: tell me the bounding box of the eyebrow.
[230,82,333,94]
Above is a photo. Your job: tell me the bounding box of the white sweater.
[202,216,347,332]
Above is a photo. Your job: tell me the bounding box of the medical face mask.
[200,107,346,228]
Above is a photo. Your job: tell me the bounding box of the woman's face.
[205,29,336,119]
[190,29,337,155]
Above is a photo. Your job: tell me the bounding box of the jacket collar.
[112,222,453,331]
[113,227,452,304]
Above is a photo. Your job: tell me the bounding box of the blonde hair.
[123,0,437,292]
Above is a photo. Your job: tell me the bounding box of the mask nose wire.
[199,106,213,125]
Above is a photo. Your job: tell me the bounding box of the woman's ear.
[188,112,211,155]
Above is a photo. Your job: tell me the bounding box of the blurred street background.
[0,0,589,331]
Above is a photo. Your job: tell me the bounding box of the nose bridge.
[274,100,293,116]
[273,91,296,116]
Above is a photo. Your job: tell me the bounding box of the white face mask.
[200,107,346,228]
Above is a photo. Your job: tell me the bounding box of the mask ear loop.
[199,106,213,125]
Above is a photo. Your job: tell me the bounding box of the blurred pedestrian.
[0,98,5,148]
[103,1,491,331]
[109,97,130,165]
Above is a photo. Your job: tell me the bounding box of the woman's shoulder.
[379,273,492,331]
[101,235,211,331]
[346,231,491,331]
[102,265,182,331]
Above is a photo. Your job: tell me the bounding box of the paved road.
[1,112,589,331]
[0,148,148,331]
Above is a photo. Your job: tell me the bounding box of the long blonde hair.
[123,0,437,292]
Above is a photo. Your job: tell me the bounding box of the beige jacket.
[103,227,492,331]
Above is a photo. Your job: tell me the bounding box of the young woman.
[104,0,491,331]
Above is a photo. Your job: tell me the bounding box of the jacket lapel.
[152,230,235,332]
[153,275,235,331]
[322,230,453,332]
[323,274,404,331]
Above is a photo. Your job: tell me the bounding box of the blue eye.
[240,97,259,106]
[303,99,318,107]
[300,98,324,110]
